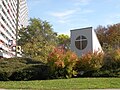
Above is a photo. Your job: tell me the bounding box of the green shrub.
[0,72,10,81]
[90,49,120,78]
[0,58,49,81]
[47,47,78,79]
[76,51,104,72]
[0,57,27,81]
[92,70,111,77]
[9,64,49,81]
[92,68,120,77]
[103,49,120,69]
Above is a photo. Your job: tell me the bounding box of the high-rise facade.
[0,0,28,58]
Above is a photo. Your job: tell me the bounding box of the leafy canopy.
[18,18,57,62]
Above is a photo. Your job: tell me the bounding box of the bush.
[103,49,120,69]
[0,57,27,81]
[0,58,49,81]
[91,49,120,78]
[92,68,120,77]
[0,72,10,81]
[9,64,49,81]
[76,51,104,74]
[78,51,104,71]
[47,47,78,79]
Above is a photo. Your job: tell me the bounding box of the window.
[75,35,87,50]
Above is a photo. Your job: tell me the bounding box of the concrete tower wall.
[70,27,103,56]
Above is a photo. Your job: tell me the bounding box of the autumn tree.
[95,25,107,46]
[107,24,120,49]
[96,23,120,50]
[18,18,57,62]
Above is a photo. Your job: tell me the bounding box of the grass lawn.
[0,78,120,90]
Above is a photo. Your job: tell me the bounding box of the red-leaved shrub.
[47,47,78,79]
[76,51,104,71]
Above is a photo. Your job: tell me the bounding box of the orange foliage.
[47,47,78,78]
[76,51,104,71]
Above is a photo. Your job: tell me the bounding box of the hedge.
[0,58,49,81]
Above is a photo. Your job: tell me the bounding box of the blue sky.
[27,0,120,35]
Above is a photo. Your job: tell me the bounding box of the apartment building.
[0,0,28,58]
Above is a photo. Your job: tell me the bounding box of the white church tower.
[70,27,103,56]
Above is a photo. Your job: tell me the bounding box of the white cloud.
[50,7,94,24]
[103,13,120,26]
[109,13,120,19]
[50,9,78,24]
[73,0,92,6]
[51,10,77,18]
[49,0,94,24]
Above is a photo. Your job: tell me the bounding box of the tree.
[96,23,120,50]
[95,25,107,46]
[57,34,70,50]
[18,18,57,62]
[107,24,120,49]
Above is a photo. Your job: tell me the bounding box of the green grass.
[0,78,120,89]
